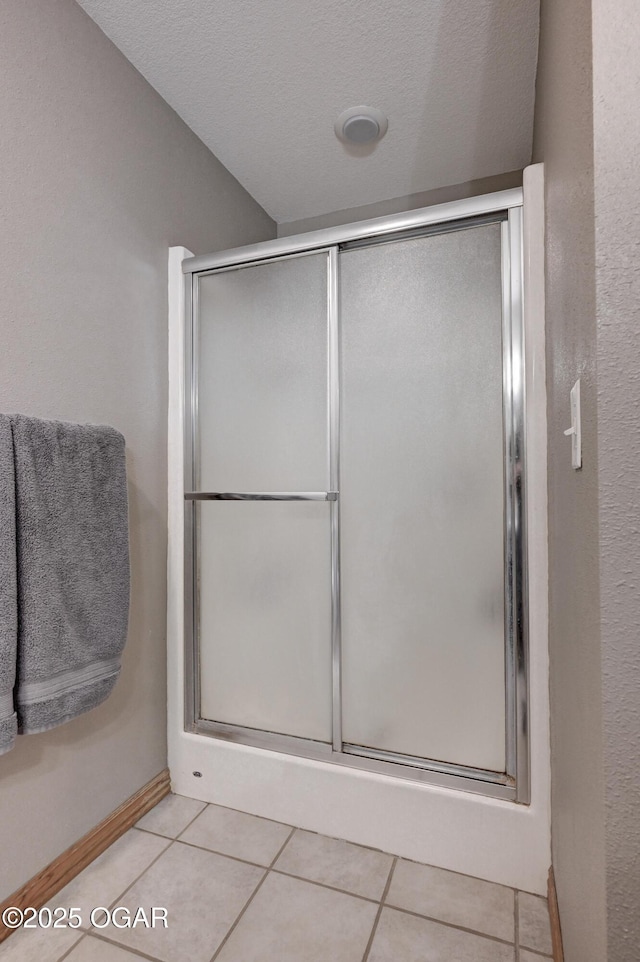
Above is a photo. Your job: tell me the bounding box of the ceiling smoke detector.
[335,106,388,145]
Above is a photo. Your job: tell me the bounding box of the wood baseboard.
[548,866,565,962]
[0,768,170,943]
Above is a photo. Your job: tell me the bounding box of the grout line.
[133,797,207,843]
[172,805,214,843]
[169,802,209,839]
[66,836,175,936]
[390,854,519,892]
[271,867,380,905]
[131,790,203,839]
[178,797,295,833]
[279,824,393,857]
[208,869,270,962]
[158,836,269,870]
[383,904,517,947]
[135,833,380,905]
[361,855,397,962]
[380,858,397,907]
[150,835,384,905]
[88,930,168,962]
[103,840,176,915]
[134,825,180,841]
[268,826,296,868]
[55,931,88,962]
[79,839,177,938]
[515,889,520,961]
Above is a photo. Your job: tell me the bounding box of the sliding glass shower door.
[195,252,333,742]
[340,227,505,773]
[184,199,527,800]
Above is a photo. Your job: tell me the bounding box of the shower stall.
[178,187,529,804]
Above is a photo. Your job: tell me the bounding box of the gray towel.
[0,416,17,755]
[12,415,130,734]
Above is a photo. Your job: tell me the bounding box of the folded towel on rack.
[0,416,18,755]
[11,415,130,735]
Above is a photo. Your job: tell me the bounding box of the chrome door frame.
[182,188,529,803]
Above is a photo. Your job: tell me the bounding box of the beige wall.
[277,170,523,236]
[592,2,640,959]
[532,1,608,960]
[0,0,274,899]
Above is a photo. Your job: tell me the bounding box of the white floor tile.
[368,907,515,962]
[215,870,377,962]
[518,893,553,955]
[135,793,206,839]
[0,922,82,962]
[388,858,515,942]
[179,803,291,866]
[95,840,264,962]
[274,829,393,900]
[51,829,170,931]
[64,935,144,960]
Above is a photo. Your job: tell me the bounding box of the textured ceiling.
[75,0,540,224]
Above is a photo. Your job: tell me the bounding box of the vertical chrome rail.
[328,247,342,752]
[509,206,529,803]
[183,272,198,731]
[501,220,516,783]
[502,209,529,801]
[191,274,203,730]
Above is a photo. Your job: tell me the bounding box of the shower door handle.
[184,491,339,501]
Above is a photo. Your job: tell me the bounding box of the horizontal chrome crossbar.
[184,491,338,501]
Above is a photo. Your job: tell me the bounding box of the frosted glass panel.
[340,225,506,772]
[197,253,328,491]
[199,501,332,741]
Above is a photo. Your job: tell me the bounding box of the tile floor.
[0,793,554,962]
